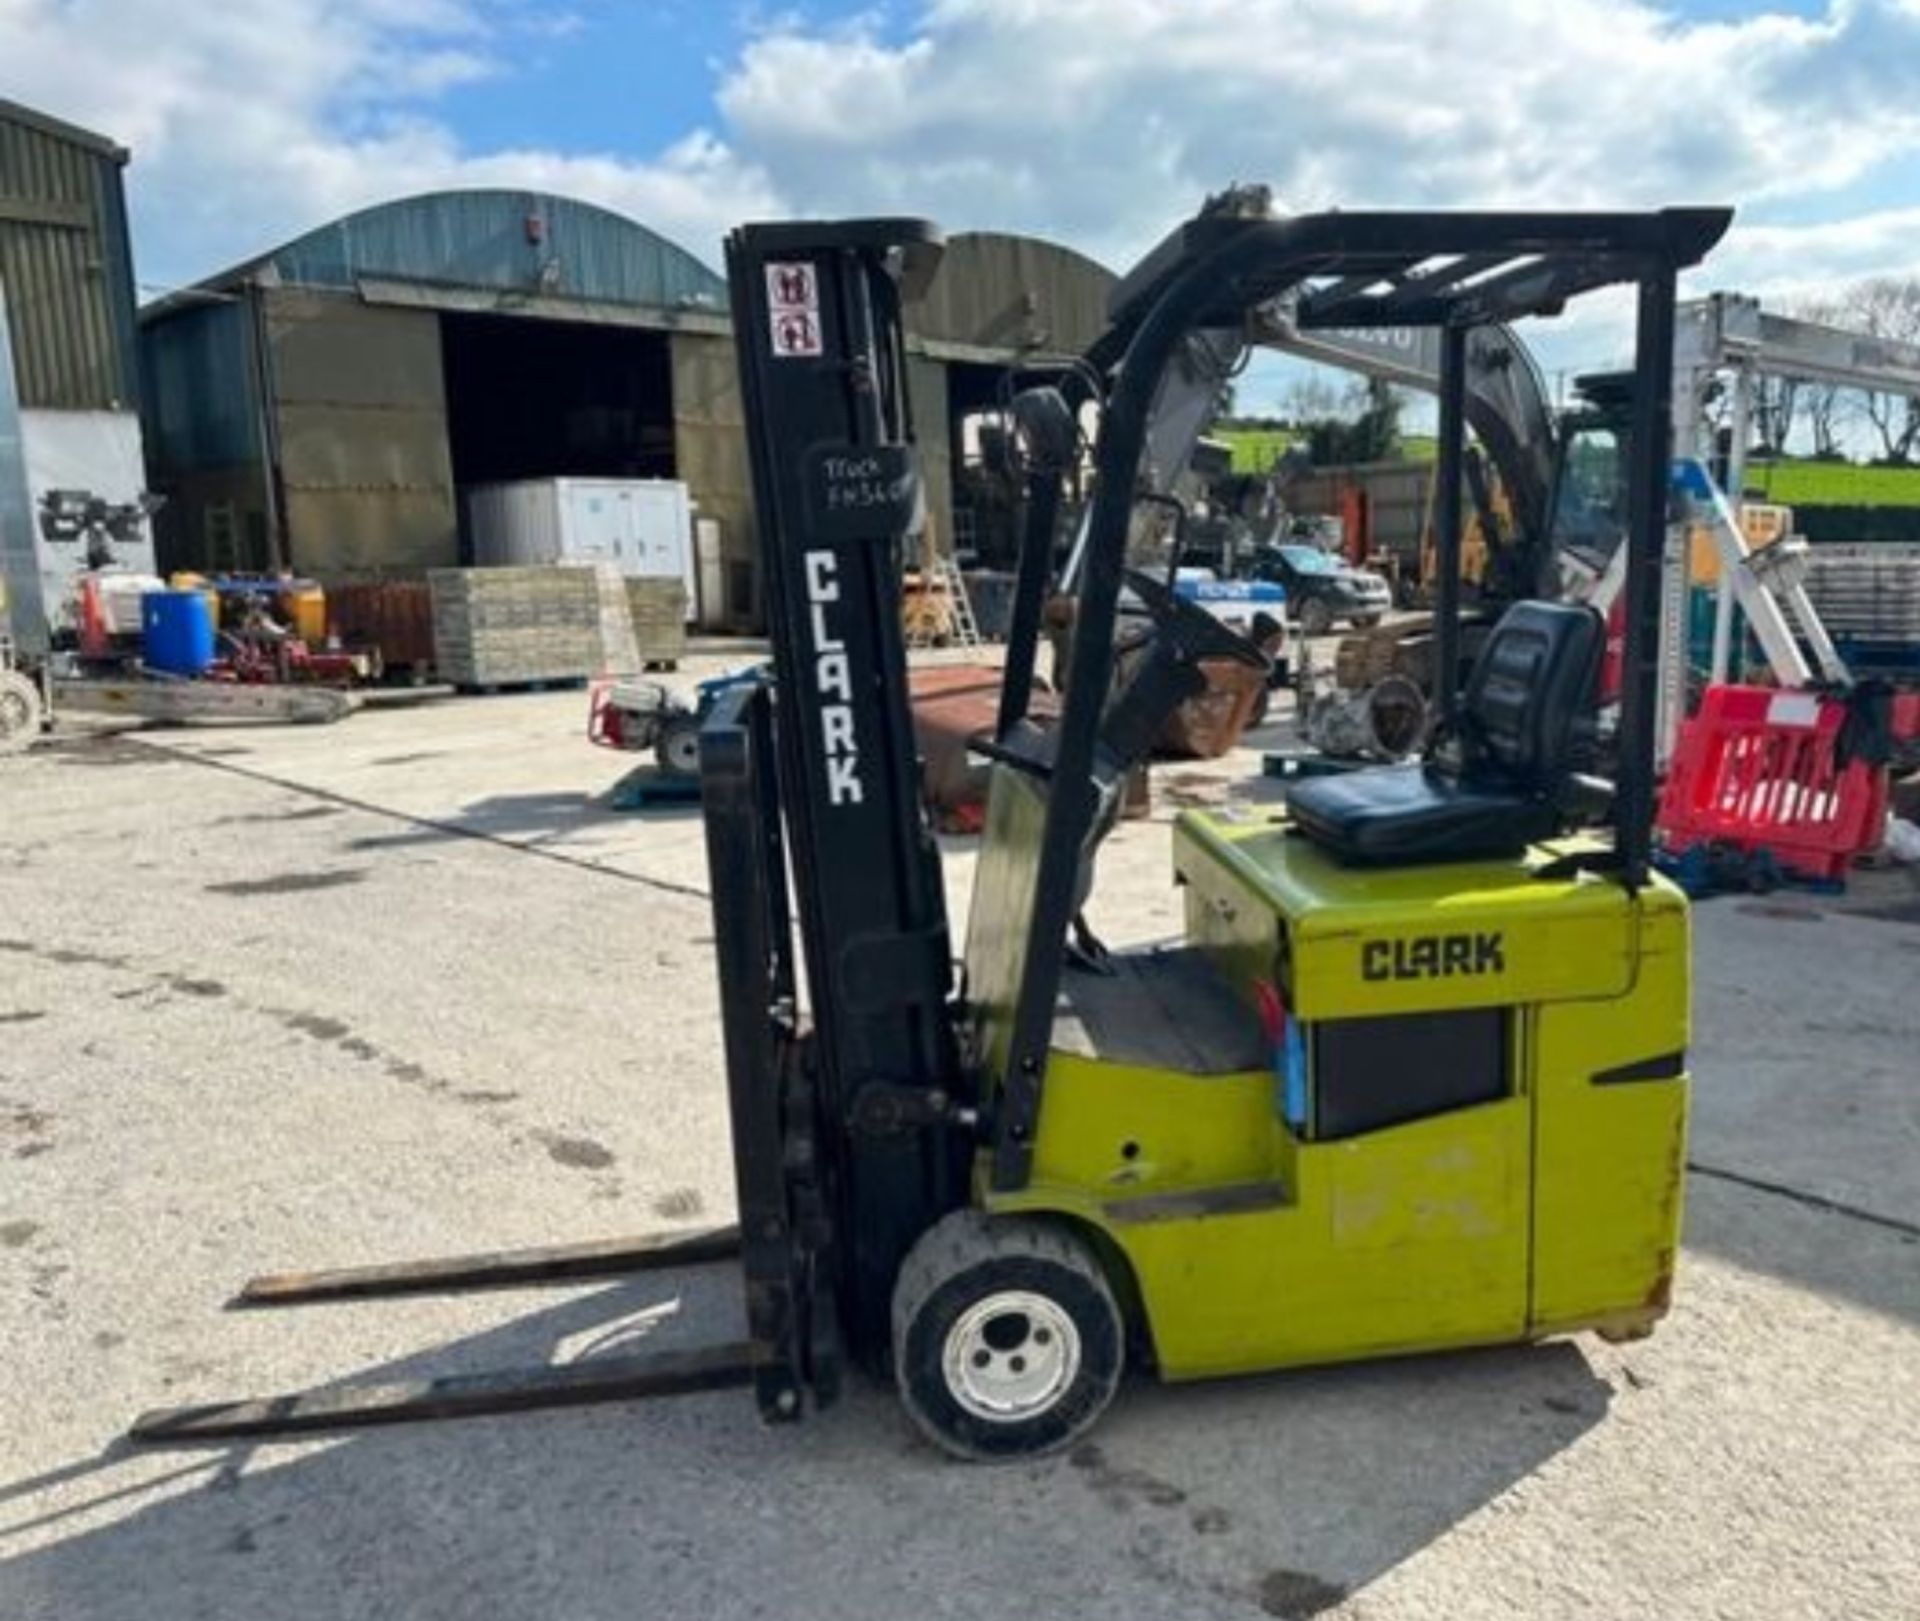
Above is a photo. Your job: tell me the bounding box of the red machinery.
[204,578,376,688]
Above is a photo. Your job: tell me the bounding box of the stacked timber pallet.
[429,567,603,689]
[591,564,643,675]
[627,577,689,668]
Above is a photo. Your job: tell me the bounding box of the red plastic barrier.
[1657,684,1890,881]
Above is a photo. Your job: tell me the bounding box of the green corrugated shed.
[137,196,1119,607]
[0,99,140,410]
[139,190,735,577]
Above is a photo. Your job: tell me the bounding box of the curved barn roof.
[182,189,728,315]
[909,230,1116,361]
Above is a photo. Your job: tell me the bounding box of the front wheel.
[1297,596,1333,636]
[892,1211,1124,1461]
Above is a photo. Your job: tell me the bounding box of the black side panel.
[1311,1009,1509,1141]
[721,221,967,1362]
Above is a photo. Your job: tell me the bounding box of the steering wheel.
[1122,570,1271,670]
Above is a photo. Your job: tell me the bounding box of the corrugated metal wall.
[0,103,138,410]
[908,355,953,554]
[1288,460,1433,562]
[141,299,270,574]
[669,331,757,627]
[142,300,258,470]
[266,290,457,575]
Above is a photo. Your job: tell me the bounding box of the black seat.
[1287,601,1607,864]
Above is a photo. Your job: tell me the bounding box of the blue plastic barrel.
[141,589,216,676]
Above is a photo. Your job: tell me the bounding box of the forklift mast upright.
[712,220,970,1373]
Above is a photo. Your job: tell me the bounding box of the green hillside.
[1742,459,1920,507]
[1217,428,1297,473]
[1217,427,1436,472]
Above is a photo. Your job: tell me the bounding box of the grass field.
[1216,426,1920,507]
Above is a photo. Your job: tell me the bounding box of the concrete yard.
[2,662,1917,1621]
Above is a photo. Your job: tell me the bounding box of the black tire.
[892,1211,1124,1462]
[1297,596,1333,636]
[1352,612,1384,629]
[655,714,703,777]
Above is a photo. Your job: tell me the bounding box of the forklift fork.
[131,679,830,1447]
[129,1226,758,1443]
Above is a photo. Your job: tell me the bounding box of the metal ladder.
[935,554,983,648]
[1672,459,1850,690]
[907,552,983,649]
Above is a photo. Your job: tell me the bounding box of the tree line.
[1743,278,1920,464]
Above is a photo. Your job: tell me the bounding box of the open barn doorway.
[439,312,676,562]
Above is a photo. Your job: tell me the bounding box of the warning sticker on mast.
[766,261,823,358]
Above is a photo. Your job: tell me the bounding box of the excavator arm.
[1251,301,1559,593]
[1077,190,1563,599]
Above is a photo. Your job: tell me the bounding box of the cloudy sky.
[6,0,1920,403]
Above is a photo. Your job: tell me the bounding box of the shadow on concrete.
[339,791,702,858]
[1,1268,1609,1621]
[1682,1172,1920,1329]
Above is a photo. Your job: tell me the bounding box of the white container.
[466,478,696,619]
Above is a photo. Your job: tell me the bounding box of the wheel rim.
[942,1289,1081,1422]
[664,725,701,775]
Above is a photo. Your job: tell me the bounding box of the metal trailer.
[3,283,356,743]
[127,200,1723,1456]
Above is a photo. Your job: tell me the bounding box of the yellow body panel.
[989,1067,1531,1377]
[1175,812,1658,1018]
[968,778,1691,1382]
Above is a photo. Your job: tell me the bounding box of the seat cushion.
[1286,763,1560,864]
[1460,600,1603,786]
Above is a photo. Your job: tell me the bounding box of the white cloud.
[5,0,1920,332]
[718,0,1920,286]
[705,0,1920,409]
[0,0,778,285]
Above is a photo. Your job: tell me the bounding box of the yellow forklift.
[131,198,1728,1461]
